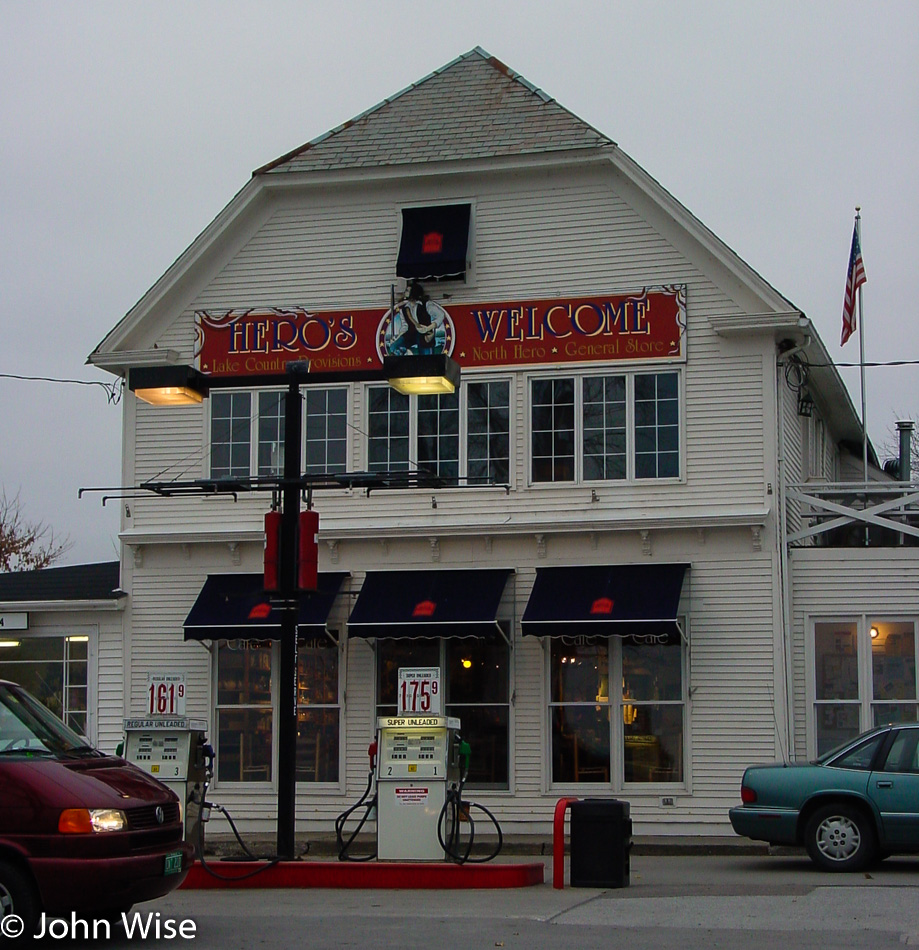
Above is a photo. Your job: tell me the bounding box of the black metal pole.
[277,366,304,859]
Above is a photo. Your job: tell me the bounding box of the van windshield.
[0,682,96,757]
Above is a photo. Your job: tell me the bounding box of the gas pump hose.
[334,767,378,861]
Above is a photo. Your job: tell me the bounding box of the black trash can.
[569,798,631,888]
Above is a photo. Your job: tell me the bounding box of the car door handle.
[876,780,894,788]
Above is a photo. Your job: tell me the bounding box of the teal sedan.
[729,722,919,871]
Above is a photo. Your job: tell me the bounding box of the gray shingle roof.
[0,562,123,603]
[257,47,613,175]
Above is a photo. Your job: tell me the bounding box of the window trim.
[807,615,919,759]
[207,385,351,479]
[545,630,689,792]
[362,373,514,487]
[526,368,684,487]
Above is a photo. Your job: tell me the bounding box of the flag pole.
[855,207,868,483]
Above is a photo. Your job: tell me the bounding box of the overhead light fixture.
[461,657,472,669]
[870,626,880,639]
[129,365,208,406]
[0,640,21,649]
[66,636,89,643]
[384,354,460,395]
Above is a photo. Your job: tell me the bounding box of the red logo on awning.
[248,603,272,620]
[421,231,443,255]
[413,600,437,617]
[590,597,614,615]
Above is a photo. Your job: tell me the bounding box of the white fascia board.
[0,600,125,613]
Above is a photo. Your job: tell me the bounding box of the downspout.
[774,356,797,764]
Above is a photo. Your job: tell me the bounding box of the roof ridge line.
[253,47,572,176]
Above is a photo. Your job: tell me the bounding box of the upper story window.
[366,379,510,484]
[530,371,680,485]
[209,387,348,479]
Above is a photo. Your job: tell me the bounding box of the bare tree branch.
[0,490,72,572]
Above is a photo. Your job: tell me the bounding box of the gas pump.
[375,715,461,860]
[123,717,210,843]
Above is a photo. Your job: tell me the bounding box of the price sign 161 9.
[397,667,441,716]
[147,674,186,716]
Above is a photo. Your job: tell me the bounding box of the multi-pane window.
[813,618,919,756]
[583,376,626,480]
[210,387,348,478]
[634,373,679,478]
[375,638,510,789]
[548,634,685,785]
[368,387,410,472]
[296,636,341,783]
[366,380,511,484]
[418,392,459,479]
[257,391,285,476]
[532,380,575,482]
[467,380,510,484]
[0,635,89,736]
[215,642,273,784]
[211,392,252,479]
[305,388,347,475]
[530,371,680,484]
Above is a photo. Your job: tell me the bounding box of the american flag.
[840,221,866,347]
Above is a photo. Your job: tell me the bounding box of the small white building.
[9,48,916,840]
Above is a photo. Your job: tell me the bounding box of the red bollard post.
[553,797,580,889]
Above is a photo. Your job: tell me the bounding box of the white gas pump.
[375,714,461,860]
[123,717,210,843]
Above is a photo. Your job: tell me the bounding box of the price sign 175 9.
[397,667,442,716]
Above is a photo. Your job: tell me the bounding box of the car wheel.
[0,859,41,937]
[804,803,877,872]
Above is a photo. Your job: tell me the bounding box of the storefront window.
[0,635,88,736]
[375,638,510,789]
[445,639,509,788]
[296,637,340,782]
[548,633,686,785]
[813,619,918,755]
[622,633,684,783]
[215,641,272,783]
[257,391,285,476]
[549,639,611,782]
[210,391,252,478]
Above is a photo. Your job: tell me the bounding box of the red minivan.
[0,680,194,935]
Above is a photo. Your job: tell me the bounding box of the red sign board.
[194,286,685,379]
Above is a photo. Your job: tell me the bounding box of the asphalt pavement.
[18,851,919,950]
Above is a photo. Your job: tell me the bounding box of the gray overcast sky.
[1,0,917,566]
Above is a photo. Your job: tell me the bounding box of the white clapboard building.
[5,49,916,839]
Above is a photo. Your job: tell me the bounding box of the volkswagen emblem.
[155,806,165,825]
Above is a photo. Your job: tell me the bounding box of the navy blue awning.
[521,564,688,638]
[183,573,348,642]
[397,204,470,280]
[348,569,512,639]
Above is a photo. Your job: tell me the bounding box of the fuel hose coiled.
[437,738,503,864]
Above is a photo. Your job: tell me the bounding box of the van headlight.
[58,808,127,833]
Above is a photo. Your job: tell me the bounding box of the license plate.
[164,851,184,876]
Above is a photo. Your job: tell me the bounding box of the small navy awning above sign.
[348,569,512,639]
[183,573,348,642]
[397,204,471,280]
[521,564,689,638]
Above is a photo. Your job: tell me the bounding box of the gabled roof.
[0,562,123,604]
[256,47,613,174]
